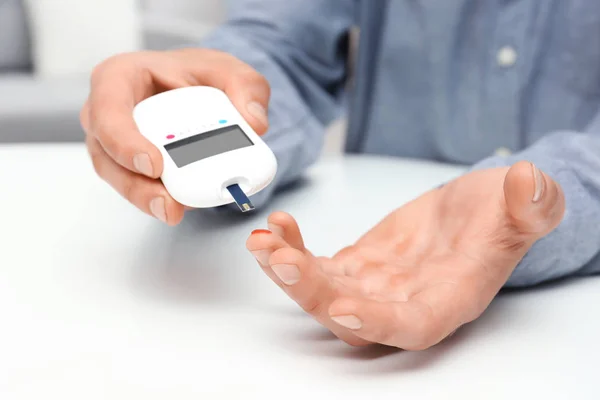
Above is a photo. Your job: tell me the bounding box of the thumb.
[170,49,272,135]
[503,160,566,238]
[223,70,271,136]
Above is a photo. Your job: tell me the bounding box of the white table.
[1,143,599,399]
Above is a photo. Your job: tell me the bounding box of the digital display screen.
[164,125,253,168]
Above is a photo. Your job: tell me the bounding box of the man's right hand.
[80,49,271,225]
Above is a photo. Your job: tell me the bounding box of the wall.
[143,0,225,24]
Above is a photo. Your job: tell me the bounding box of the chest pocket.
[545,1,600,97]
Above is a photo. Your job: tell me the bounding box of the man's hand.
[246,161,565,349]
[80,49,271,225]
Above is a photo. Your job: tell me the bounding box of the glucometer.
[133,86,277,211]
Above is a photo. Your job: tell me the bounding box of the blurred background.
[0,0,345,152]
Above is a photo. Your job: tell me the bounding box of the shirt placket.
[482,3,529,159]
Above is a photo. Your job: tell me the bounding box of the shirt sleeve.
[470,119,600,287]
[199,0,356,209]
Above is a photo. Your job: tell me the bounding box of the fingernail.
[251,250,271,266]
[531,162,545,203]
[251,229,271,235]
[134,153,153,177]
[271,264,301,285]
[331,315,363,330]
[150,197,167,223]
[268,223,284,238]
[247,101,268,127]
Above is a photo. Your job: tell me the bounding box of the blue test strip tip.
[226,184,255,212]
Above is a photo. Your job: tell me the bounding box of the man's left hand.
[246,161,565,349]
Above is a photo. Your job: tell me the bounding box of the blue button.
[219,119,227,124]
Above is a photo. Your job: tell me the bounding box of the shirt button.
[495,147,512,157]
[497,46,517,67]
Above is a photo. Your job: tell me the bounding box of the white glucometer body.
[133,86,277,211]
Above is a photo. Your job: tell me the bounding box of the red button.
[166,134,175,139]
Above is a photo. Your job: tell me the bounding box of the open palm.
[246,161,564,349]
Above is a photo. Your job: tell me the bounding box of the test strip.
[226,184,255,212]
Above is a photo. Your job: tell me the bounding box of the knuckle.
[79,102,90,131]
[87,99,106,130]
[332,245,367,276]
[237,68,270,91]
[404,337,434,351]
[90,62,106,82]
[241,68,268,85]
[90,59,115,85]
[88,149,105,178]
[408,328,438,351]
[404,310,439,351]
[91,54,126,80]
[211,49,244,66]
[471,223,526,258]
[333,245,359,261]
[301,297,323,315]
[405,341,434,352]
[122,176,138,203]
[90,53,142,92]
[370,328,394,345]
[90,117,128,159]
[92,117,118,146]
[489,226,527,253]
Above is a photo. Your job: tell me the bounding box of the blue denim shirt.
[201,0,600,287]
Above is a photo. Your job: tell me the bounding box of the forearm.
[471,131,600,287]
[199,0,354,207]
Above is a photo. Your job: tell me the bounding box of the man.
[81,1,600,350]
